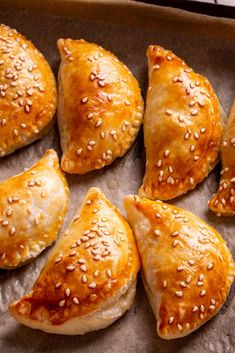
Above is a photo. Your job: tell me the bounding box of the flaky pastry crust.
[124,195,235,339]
[0,149,69,269]
[57,38,143,174]
[0,24,57,156]
[9,188,139,334]
[139,45,223,200]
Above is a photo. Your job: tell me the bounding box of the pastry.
[0,24,57,157]
[0,149,68,269]
[139,45,223,200]
[9,187,139,334]
[209,100,235,216]
[124,195,235,339]
[57,38,143,174]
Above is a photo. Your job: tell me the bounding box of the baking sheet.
[0,1,235,352]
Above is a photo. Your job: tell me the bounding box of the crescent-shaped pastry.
[57,38,144,174]
[209,101,235,216]
[0,24,57,157]
[139,45,223,200]
[9,187,140,334]
[0,149,68,269]
[124,195,235,339]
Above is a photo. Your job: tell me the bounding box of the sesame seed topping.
[207,262,213,270]
[157,160,162,167]
[180,281,187,288]
[162,280,167,288]
[171,231,179,237]
[189,177,194,185]
[165,109,173,116]
[153,64,160,70]
[177,266,184,272]
[185,275,192,284]
[106,269,112,278]
[81,97,88,104]
[188,259,195,265]
[164,149,170,157]
[194,155,200,161]
[154,229,160,236]
[65,288,71,297]
[209,305,215,311]
[197,281,204,287]
[66,265,75,271]
[190,145,195,152]
[200,313,204,320]
[192,306,199,312]
[55,282,61,289]
[173,240,179,247]
[73,297,79,305]
[200,289,206,297]
[59,300,65,307]
[168,317,174,324]
[80,264,87,272]
[175,291,183,297]
[88,282,96,289]
[76,148,83,156]
[94,270,99,277]
[155,213,161,219]
[9,226,16,235]
[177,324,183,331]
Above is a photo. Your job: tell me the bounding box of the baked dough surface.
[124,195,235,339]
[57,38,143,174]
[139,45,223,200]
[9,188,139,334]
[0,149,69,269]
[0,24,57,157]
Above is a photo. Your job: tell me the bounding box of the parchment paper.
[0,1,235,352]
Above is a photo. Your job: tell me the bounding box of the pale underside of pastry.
[139,45,223,201]
[0,149,69,269]
[0,24,57,157]
[124,195,235,339]
[209,100,235,216]
[57,38,144,174]
[9,187,140,334]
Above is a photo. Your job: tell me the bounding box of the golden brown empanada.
[209,101,235,216]
[139,45,223,200]
[57,39,144,174]
[124,195,235,339]
[9,187,140,334]
[0,24,57,157]
[0,149,68,269]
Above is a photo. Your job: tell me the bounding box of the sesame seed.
[171,231,179,237]
[6,209,12,217]
[155,213,161,219]
[54,256,62,264]
[81,97,88,104]
[180,281,187,288]
[157,160,162,167]
[164,150,170,157]
[194,132,199,139]
[184,132,190,140]
[87,113,93,120]
[153,64,160,70]
[55,282,61,289]
[59,300,65,307]
[192,306,198,312]
[9,226,16,235]
[106,269,112,278]
[76,148,82,156]
[177,266,184,272]
[81,275,87,283]
[189,177,194,185]
[88,282,96,289]
[66,265,75,271]
[73,297,79,305]
[13,128,19,136]
[173,240,179,247]
[211,299,216,305]
[95,120,102,127]
[175,291,183,297]
[166,55,172,61]
[190,145,195,152]
[207,262,213,270]
[231,178,235,183]
[165,109,173,116]
[188,259,195,265]
[197,281,204,287]
[200,313,204,320]
[200,128,206,134]
[65,288,71,297]
[209,305,215,311]
[94,270,99,277]
[185,275,192,284]
[80,264,87,272]
[2,220,8,226]
[177,324,183,331]
[154,229,160,236]
[168,317,174,324]
[200,289,206,297]
[194,155,200,161]
[178,115,184,122]
[162,280,167,288]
